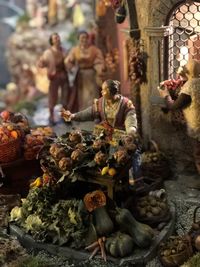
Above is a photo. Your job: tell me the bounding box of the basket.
[141,140,172,180]
[187,206,200,252]
[0,138,21,163]
[159,236,193,267]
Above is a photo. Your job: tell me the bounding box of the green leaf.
[57,172,69,184]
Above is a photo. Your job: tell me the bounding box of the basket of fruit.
[141,140,171,180]
[159,236,193,267]
[187,206,200,252]
[133,192,171,227]
[0,124,22,163]
[0,138,21,163]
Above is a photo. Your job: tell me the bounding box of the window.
[164,1,200,78]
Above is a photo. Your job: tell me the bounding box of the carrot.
[85,240,99,251]
[98,238,107,262]
[89,246,100,260]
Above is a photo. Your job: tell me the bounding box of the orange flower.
[84,190,106,212]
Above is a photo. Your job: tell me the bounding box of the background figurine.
[64,30,105,111]
[158,58,200,175]
[37,32,69,125]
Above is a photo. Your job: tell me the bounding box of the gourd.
[105,231,134,258]
[115,208,154,248]
[84,190,114,236]
[93,206,114,236]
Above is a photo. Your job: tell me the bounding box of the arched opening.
[164,1,200,79]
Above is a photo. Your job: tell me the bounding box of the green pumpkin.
[105,232,134,258]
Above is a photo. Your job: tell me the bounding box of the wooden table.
[78,175,115,199]
[77,161,132,199]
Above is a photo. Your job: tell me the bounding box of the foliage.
[13,186,89,248]
[67,30,78,47]
[181,253,200,267]
[16,13,30,28]
[13,100,37,116]
[17,13,30,22]
[18,255,50,267]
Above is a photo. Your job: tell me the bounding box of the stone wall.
[132,0,194,164]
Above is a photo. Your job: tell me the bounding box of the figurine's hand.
[60,108,74,122]
[157,86,170,98]
[37,58,47,68]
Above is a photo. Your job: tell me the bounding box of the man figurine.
[37,32,69,125]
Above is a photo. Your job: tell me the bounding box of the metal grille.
[166,1,200,78]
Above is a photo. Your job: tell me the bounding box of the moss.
[18,255,50,267]
[182,253,200,267]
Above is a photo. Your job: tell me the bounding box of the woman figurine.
[64,31,105,111]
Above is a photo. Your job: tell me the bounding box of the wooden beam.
[126,0,140,40]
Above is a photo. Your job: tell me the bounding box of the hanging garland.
[125,38,147,84]
[105,48,119,73]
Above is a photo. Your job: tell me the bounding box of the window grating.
[166,1,200,78]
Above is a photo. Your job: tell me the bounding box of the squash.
[84,190,114,236]
[115,208,154,248]
[93,206,114,236]
[105,232,134,258]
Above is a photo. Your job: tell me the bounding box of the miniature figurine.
[61,79,141,181]
[37,33,69,125]
[64,30,105,111]
[158,59,200,175]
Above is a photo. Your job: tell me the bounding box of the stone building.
[125,0,199,167]
[95,0,197,165]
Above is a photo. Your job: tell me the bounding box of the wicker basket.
[187,206,200,252]
[0,138,21,163]
[159,236,193,267]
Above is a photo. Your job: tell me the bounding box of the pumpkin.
[105,232,134,258]
[115,208,154,248]
[84,190,114,236]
